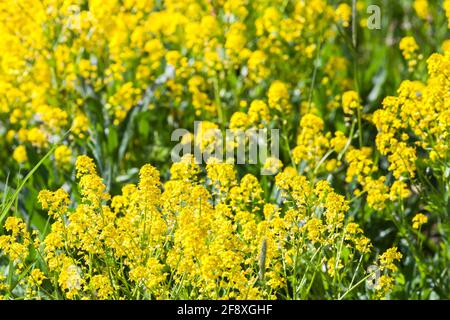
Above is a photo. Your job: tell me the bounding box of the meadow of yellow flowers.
[0,0,449,300]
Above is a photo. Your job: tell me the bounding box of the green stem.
[351,0,363,147]
[0,142,62,227]
[339,270,376,300]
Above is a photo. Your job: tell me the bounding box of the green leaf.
[107,126,119,153]
[138,115,150,137]
[0,143,59,228]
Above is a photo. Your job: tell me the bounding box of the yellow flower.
[364,176,389,211]
[330,131,347,153]
[90,275,113,299]
[54,145,72,168]
[375,275,394,298]
[262,157,283,175]
[75,155,97,178]
[354,236,372,254]
[345,147,376,183]
[412,213,428,229]
[400,37,419,59]
[38,105,68,131]
[79,173,110,205]
[170,154,201,182]
[248,100,271,126]
[206,158,237,195]
[13,145,28,164]
[29,269,46,286]
[38,188,70,218]
[327,257,343,277]
[389,180,411,201]
[72,113,89,139]
[58,259,83,299]
[293,114,329,168]
[444,0,450,27]
[342,90,361,114]
[379,247,402,272]
[0,217,30,264]
[247,50,269,82]
[195,121,220,153]
[303,218,325,244]
[268,81,291,113]
[443,39,450,53]
[399,36,422,71]
[229,112,249,131]
[335,3,352,27]
[107,82,142,125]
[27,128,48,148]
[225,22,248,64]
[414,0,429,20]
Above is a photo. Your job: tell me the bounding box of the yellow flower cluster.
[293,114,329,166]
[399,36,422,72]
[414,0,430,20]
[13,145,28,164]
[0,217,30,268]
[0,0,357,173]
[1,0,447,301]
[292,114,346,174]
[373,52,450,174]
[342,91,361,115]
[412,213,428,230]
[54,145,73,169]
[344,146,413,211]
[335,4,352,28]
[268,81,291,114]
[0,156,402,299]
[445,0,450,27]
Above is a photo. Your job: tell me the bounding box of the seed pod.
[258,238,267,282]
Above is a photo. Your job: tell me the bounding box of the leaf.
[0,143,59,228]
[138,114,150,137]
[107,126,119,153]
[118,106,140,163]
